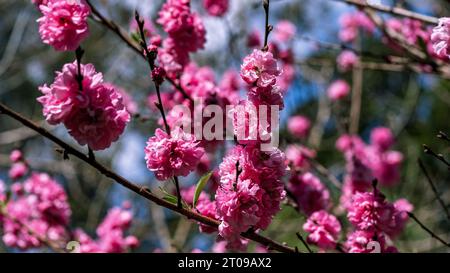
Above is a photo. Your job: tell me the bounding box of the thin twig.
[437,131,450,143]
[423,144,450,169]
[407,212,450,248]
[296,232,313,253]
[262,0,272,50]
[417,159,450,220]
[0,102,295,253]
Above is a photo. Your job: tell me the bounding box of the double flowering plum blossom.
[345,230,398,253]
[1,173,71,249]
[339,12,376,43]
[215,145,286,250]
[327,80,350,101]
[145,128,205,181]
[240,49,282,88]
[181,186,218,233]
[337,50,359,72]
[431,17,450,59]
[287,115,311,139]
[288,172,331,215]
[303,210,341,249]
[74,206,139,253]
[38,61,130,150]
[203,0,229,17]
[273,20,296,43]
[285,145,316,171]
[37,0,90,51]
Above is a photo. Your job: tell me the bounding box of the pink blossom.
[366,149,403,187]
[277,64,295,93]
[157,0,206,52]
[10,150,23,163]
[337,50,359,72]
[215,145,286,250]
[347,189,396,232]
[287,115,311,139]
[104,84,138,115]
[203,0,229,17]
[248,85,284,110]
[38,61,130,150]
[220,69,241,94]
[8,163,28,180]
[327,80,350,101]
[387,199,413,238]
[129,17,155,37]
[32,0,48,7]
[145,128,205,181]
[285,145,316,171]
[37,0,90,51]
[247,30,261,48]
[288,172,330,215]
[273,20,296,43]
[431,17,450,59]
[370,127,395,151]
[345,230,398,253]
[158,38,190,79]
[152,66,167,86]
[339,12,375,43]
[240,49,281,88]
[303,210,341,249]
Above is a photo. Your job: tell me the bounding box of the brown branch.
[262,0,272,50]
[423,144,450,169]
[296,232,313,253]
[84,0,194,103]
[0,102,295,253]
[407,212,450,248]
[329,0,439,25]
[418,159,450,220]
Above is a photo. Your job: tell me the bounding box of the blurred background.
[0,0,449,253]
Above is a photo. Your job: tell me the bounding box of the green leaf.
[193,171,213,207]
[163,194,179,205]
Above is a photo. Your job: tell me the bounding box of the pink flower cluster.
[181,186,218,233]
[288,172,330,215]
[285,144,316,171]
[145,128,205,181]
[38,61,130,150]
[215,145,286,250]
[273,20,296,43]
[74,205,139,253]
[337,50,359,72]
[156,0,206,79]
[337,127,403,191]
[8,150,28,180]
[431,17,450,59]
[303,210,341,249]
[1,172,71,249]
[203,0,229,17]
[37,0,90,51]
[344,186,413,252]
[339,11,376,43]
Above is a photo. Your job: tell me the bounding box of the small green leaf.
[193,171,213,207]
[163,194,179,205]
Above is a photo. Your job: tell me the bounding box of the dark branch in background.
[296,232,313,253]
[423,144,450,169]
[437,131,450,144]
[84,0,194,103]
[328,0,439,25]
[262,0,272,50]
[418,159,450,220]
[0,102,296,253]
[134,11,182,208]
[407,212,450,248]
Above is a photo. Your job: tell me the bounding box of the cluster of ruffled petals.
[240,49,281,88]
[288,172,330,215]
[303,210,341,249]
[336,127,403,188]
[37,0,90,51]
[37,61,130,150]
[181,186,218,233]
[103,83,138,115]
[215,145,286,250]
[145,128,205,181]
[285,145,316,172]
[74,205,139,253]
[1,173,71,249]
[327,80,350,101]
[203,0,229,17]
[287,115,311,139]
[337,50,359,72]
[431,18,450,59]
[157,0,206,53]
[273,20,296,43]
[339,11,375,43]
[345,230,398,253]
[8,150,29,180]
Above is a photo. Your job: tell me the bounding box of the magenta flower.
[37,0,90,51]
[285,145,316,171]
[303,210,341,249]
[203,0,229,17]
[145,128,205,181]
[240,49,281,88]
[8,163,28,180]
[431,17,450,59]
[345,230,398,253]
[370,127,395,151]
[337,50,359,72]
[288,172,330,215]
[38,61,130,150]
[327,80,350,101]
[273,20,296,43]
[287,115,311,139]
